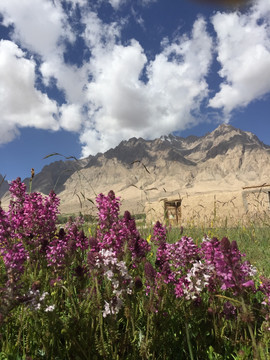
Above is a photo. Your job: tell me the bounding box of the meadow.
[0,178,270,359]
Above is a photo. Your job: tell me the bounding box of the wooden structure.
[164,198,182,226]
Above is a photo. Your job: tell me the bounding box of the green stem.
[95,277,106,357]
[185,322,194,360]
[241,297,259,359]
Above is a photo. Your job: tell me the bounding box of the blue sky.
[0,0,269,181]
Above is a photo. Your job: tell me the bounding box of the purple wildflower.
[152,221,167,246]
[201,237,256,293]
[259,277,270,306]
[144,261,156,282]
[96,190,120,231]
[222,301,237,320]
[1,241,28,283]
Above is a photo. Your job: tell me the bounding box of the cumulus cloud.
[0,0,269,158]
[81,17,213,156]
[0,0,213,155]
[0,40,59,144]
[0,0,87,141]
[209,0,270,117]
[40,58,88,104]
[0,0,73,57]
[59,103,82,132]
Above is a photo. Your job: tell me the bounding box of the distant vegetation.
[1,179,270,359]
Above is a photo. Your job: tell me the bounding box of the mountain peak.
[210,123,236,136]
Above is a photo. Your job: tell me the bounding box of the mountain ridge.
[1,124,270,214]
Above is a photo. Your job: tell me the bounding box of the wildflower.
[1,241,28,283]
[181,261,214,300]
[259,276,270,306]
[152,221,167,245]
[45,305,55,312]
[201,236,256,293]
[96,194,150,260]
[103,297,123,318]
[39,292,48,301]
[222,301,237,320]
[144,261,156,282]
[96,191,120,231]
[22,289,49,311]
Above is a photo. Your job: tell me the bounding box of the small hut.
[164,198,182,226]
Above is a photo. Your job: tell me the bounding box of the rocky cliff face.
[2,124,270,214]
[0,174,9,198]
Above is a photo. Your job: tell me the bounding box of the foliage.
[0,178,270,359]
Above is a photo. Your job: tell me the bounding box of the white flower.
[45,305,55,312]
[103,301,111,318]
[105,270,114,280]
[248,265,257,277]
[40,292,48,301]
[34,303,41,310]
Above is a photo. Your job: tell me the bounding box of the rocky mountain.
[0,174,9,199]
[23,159,84,194]
[1,124,270,214]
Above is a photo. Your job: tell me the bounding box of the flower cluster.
[154,236,200,285]
[1,241,28,283]
[8,178,59,244]
[88,248,133,317]
[1,181,270,328]
[152,221,167,246]
[259,277,270,306]
[201,237,256,293]
[96,190,120,231]
[20,289,55,312]
[95,192,150,262]
[46,224,88,267]
[0,179,89,278]
[175,261,214,299]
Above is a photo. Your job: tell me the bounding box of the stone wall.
[145,186,270,227]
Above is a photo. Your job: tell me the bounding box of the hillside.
[1,124,270,214]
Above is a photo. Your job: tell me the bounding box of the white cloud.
[40,58,88,104]
[0,40,59,144]
[0,0,213,156]
[108,0,127,10]
[0,0,87,139]
[209,0,270,117]
[0,0,87,104]
[82,10,122,51]
[59,103,82,132]
[81,17,213,156]
[2,0,268,160]
[0,0,73,57]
